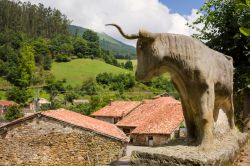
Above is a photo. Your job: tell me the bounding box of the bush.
[55,54,71,62]
[76,52,84,58]
[6,87,32,104]
[67,103,92,115]
[124,60,133,70]
[5,104,23,121]
[81,78,99,95]
[96,72,135,92]
[96,72,113,85]
[64,91,79,103]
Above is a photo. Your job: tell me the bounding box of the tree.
[82,30,100,57]
[45,78,66,100]
[4,104,23,121]
[237,0,250,36]
[6,87,32,104]
[17,43,35,87]
[82,30,99,43]
[190,0,250,122]
[7,42,35,88]
[0,0,70,38]
[43,54,52,70]
[73,37,88,56]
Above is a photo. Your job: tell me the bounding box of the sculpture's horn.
[105,24,139,39]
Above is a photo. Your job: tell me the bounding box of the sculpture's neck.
[159,56,189,98]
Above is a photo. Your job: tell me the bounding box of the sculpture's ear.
[139,29,156,41]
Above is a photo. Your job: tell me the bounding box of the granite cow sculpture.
[106,24,236,149]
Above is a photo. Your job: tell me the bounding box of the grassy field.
[52,59,132,86]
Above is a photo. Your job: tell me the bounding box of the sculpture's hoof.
[199,139,214,151]
[199,143,213,151]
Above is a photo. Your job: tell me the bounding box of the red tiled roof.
[116,97,184,135]
[42,109,128,141]
[0,100,16,106]
[91,101,141,118]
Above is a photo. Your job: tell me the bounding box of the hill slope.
[51,59,132,86]
[69,25,136,57]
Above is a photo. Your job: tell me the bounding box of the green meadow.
[51,59,132,86]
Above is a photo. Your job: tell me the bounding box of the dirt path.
[109,145,150,166]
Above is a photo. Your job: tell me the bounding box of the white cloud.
[19,0,201,46]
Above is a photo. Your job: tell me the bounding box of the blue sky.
[160,0,206,15]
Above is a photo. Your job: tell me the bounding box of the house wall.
[0,105,3,113]
[0,105,7,114]
[95,116,115,123]
[118,126,135,136]
[131,134,170,146]
[0,116,126,166]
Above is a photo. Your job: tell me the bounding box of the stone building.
[92,101,142,124]
[0,100,16,114]
[0,109,128,166]
[116,96,184,146]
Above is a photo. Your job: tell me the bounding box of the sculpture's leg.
[225,94,236,130]
[199,86,215,150]
[181,101,196,143]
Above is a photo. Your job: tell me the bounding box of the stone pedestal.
[131,131,248,166]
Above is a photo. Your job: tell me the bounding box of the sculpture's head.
[106,24,161,81]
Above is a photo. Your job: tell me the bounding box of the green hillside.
[51,59,132,86]
[68,25,87,35]
[69,25,136,57]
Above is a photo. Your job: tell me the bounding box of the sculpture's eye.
[138,42,142,48]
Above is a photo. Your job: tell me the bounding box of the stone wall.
[0,116,126,166]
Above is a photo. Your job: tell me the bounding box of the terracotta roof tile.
[0,100,16,106]
[116,97,184,135]
[42,109,128,141]
[92,101,141,118]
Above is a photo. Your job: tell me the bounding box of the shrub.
[55,54,71,62]
[5,104,23,121]
[124,60,133,70]
[6,87,32,104]
[81,78,99,95]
